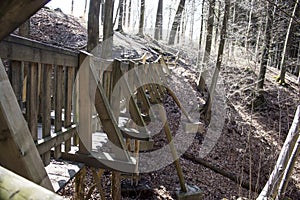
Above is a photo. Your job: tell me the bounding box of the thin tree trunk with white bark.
[258,106,300,199]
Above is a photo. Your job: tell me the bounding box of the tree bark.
[139,0,145,35]
[87,0,101,52]
[189,0,195,45]
[197,0,216,91]
[102,0,115,59]
[256,2,275,91]
[258,105,300,199]
[277,0,299,84]
[203,0,230,120]
[118,0,124,31]
[154,0,163,40]
[168,0,186,45]
[245,0,254,50]
[84,0,88,17]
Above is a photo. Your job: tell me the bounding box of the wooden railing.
[0,35,78,166]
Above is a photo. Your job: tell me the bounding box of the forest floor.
[26,8,300,200]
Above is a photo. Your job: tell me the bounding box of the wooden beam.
[0,59,53,191]
[0,166,62,199]
[0,0,50,40]
[0,35,78,66]
[36,126,77,155]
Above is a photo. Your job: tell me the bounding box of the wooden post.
[10,61,22,107]
[54,65,63,159]
[64,66,74,153]
[42,64,52,166]
[26,62,38,142]
[78,53,92,154]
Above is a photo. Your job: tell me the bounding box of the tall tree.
[203,0,230,120]
[256,2,275,91]
[197,0,216,91]
[168,0,186,45]
[189,0,196,45]
[87,0,101,52]
[277,0,299,85]
[102,0,115,58]
[123,0,127,26]
[118,0,124,31]
[154,0,163,40]
[245,0,255,50]
[139,0,145,35]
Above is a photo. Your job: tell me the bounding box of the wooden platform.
[45,159,84,192]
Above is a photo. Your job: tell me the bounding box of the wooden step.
[45,159,84,192]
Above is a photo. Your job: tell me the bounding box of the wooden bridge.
[0,33,202,199]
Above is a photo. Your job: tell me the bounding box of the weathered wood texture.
[0,0,50,40]
[0,59,53,190]
[0,166,61,199]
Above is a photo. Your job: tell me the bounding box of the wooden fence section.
[0,35,78,166]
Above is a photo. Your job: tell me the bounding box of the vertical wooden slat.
[64,66,74,153]
[78,53,92,154]
[54,65,63,159]
[10,61,22,107]
[26,62,38,142]
[42,64,52,166]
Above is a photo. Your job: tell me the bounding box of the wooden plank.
[78,53,92,154]
[61,151,135,173]
[0,35,78,66]
[10,61,22,107]
[42,64,52,166]
[54,65,63,159]
[0,59,53,191]
[37,126,77,156]
[0,0,50,40]
[26,62,38,142]
[45,159,84,192]
[0,166,61,199]
[64,66,74,153]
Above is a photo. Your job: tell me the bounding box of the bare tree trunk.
[127,0,131,27]
[277,0,299,84]
[88,0,101,52]
[203,0,230,120]
[139,0,145,35]
[214,0,221,47]
[245,0,254,50]
[197,0,216,91]
[84,0,88,17]
[189,0,195,46]
[295,41,300,78]
[166,1,174,40]
[258,105,300,200]
[118,0,124,31]
[123,0,127,26]
[102,0,115,58]
[197,0,205,60]
[71,0,74,15]
[276,125,300,199]
[168,0,186,45]
[154,0,163,40]
[256,2,275,91]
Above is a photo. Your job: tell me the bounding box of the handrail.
[0,34,78,66]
